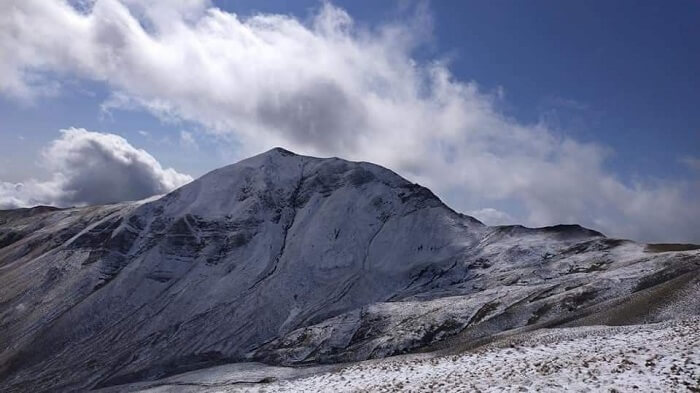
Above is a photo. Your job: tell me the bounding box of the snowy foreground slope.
[0,148,699,392]
[99,318,700,392]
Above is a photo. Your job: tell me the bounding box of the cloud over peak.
[0,1,698,242]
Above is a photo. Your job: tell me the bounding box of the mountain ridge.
[0,148,698,392]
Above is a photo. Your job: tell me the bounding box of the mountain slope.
[0,148,698,392]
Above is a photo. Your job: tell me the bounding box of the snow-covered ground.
[123,319,699,393]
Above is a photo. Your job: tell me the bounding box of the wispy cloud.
[467,208,516,226]
[179,130,199,150]
[681,156,700,172]
[0,0,698,242]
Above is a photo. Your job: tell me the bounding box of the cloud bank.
[0,0,698,242]
[0,128,192,208]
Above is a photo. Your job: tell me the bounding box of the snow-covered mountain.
[1,148,698,392]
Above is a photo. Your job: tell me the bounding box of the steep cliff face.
[1,148,698,392]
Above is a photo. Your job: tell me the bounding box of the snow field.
[237,319,699,393]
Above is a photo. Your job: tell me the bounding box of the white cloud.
[0,128,192,208]
[0,1,698,242]
[681,156,700,172]
[179,130,198,150]
[468,208,516,226]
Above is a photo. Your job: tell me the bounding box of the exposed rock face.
[0,148,698,392]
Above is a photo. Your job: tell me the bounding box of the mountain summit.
[1,149,698,392]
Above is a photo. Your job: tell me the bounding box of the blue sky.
[0,0,698,242]
[214,0,700,180]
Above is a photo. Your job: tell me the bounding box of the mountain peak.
[156,146,458,222]
[263,146,297,157]
[231,146,306,170]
